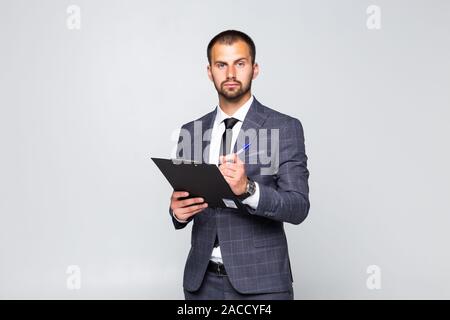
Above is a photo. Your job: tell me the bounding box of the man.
[169,30,310,300]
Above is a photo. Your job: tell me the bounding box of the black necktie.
[214,117,239,248]
[220,117,239,160]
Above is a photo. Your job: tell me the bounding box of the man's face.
[207,40,259,101]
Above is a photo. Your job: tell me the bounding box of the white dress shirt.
[173,95,260,264]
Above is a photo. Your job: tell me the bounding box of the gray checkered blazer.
[169,97,310,294]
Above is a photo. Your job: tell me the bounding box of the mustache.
[221,80,242,86]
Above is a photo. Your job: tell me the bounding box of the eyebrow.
[214,58,248,65]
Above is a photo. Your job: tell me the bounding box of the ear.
[207,64,213,82]
[252,63,260,80]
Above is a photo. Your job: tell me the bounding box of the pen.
[225,143,251,163]
[236,143,251,155]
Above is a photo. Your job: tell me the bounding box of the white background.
[0,0,449,299]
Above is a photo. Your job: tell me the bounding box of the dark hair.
[207,30,256,65]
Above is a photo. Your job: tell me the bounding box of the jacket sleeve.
[169,207,193,230]
[245,118,310,225]
[168,124,194,230]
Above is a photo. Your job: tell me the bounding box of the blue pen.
[236,143,251,155]
[225,143,251,162]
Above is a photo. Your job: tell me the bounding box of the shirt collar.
[215,95,254,126]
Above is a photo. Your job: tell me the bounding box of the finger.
[224,153,236,163]
[223,153,237,164]
[177,202,208,215]
[221,168,234,178]
[172,191,189,200]
[219,166,234,178]
[178,197,204,208]
[230,159,244,170]
[223,162,238,171]
[184,207,207,219]
[235,154,244,164]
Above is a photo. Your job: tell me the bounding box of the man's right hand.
[170,191,208,222]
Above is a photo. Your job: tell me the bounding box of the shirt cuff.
[172,210,189,223]
[241,181,260,210]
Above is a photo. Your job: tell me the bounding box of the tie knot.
[223,117,239,130]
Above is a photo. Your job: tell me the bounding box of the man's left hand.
[218,153,247,196]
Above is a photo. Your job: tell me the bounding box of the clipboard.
[151,157,248,213]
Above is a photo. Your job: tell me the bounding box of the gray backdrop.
[1,0,449,299]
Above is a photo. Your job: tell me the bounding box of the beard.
[213,74,253,102]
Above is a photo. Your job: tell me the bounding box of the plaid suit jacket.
[169,97,310,294]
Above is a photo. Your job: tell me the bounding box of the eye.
[216,63,225,69]
[237,61,245,68]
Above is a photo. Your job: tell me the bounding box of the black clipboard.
[151,157,248,213]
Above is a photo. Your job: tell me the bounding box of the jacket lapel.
[233,97,269,156]
[200,108,217,163]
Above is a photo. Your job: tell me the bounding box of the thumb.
[235,153,243,164]
[225,153,236,163]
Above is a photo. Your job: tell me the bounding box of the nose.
[227,65,236,80]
